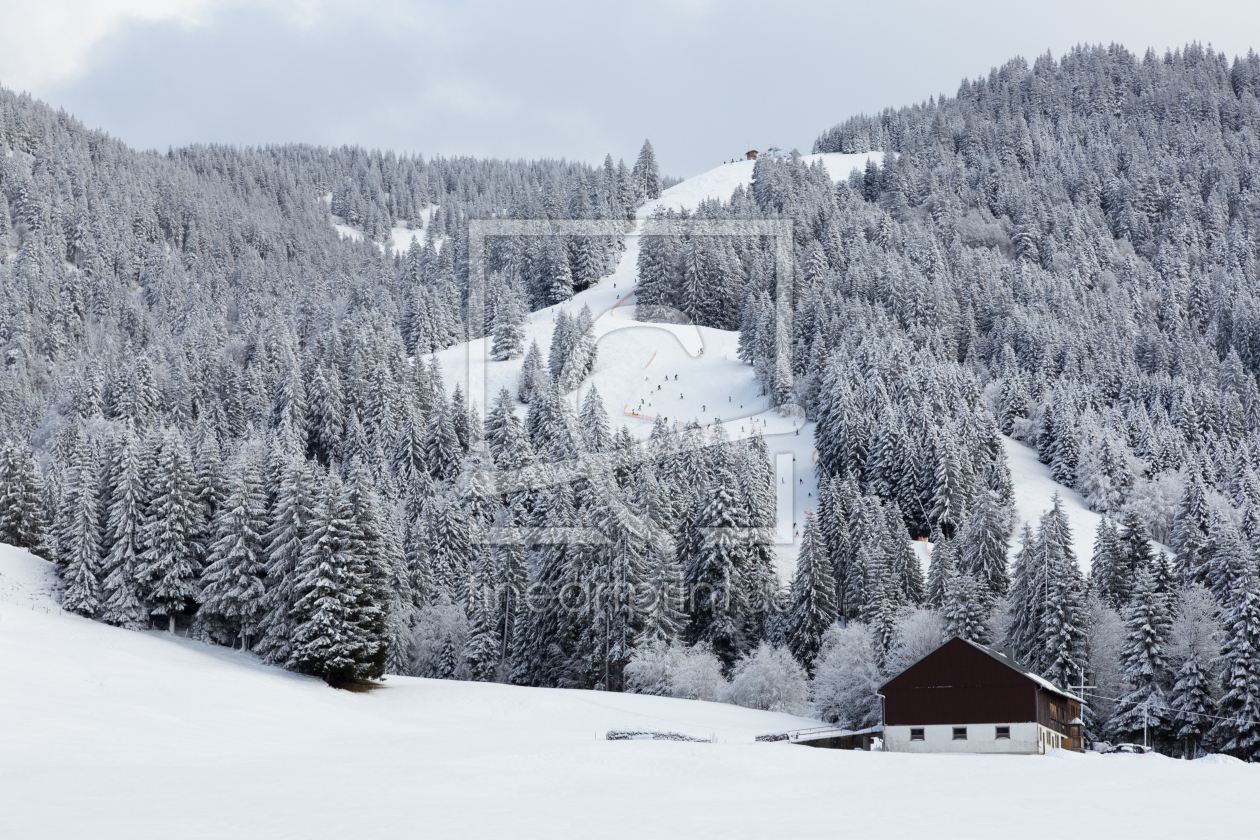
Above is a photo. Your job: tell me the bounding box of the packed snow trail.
[3,544,1254,840]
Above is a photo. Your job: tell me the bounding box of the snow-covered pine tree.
[517,340,545,404]
[137,430,202,632]
[1040,497,1088,690]
[1167,586,1220,758]
[885,503,925,605]
[684,453,749,665]
[58,436,102,617]
[579,386,611,453]
[957,490,1009,599]
[512,480,577,687]
[1211,565,1260,760]
[1171,459,1213,585]
[426,492,473,607]
[930,427,968,539]
[1119,508,1155,579]
[1109,568,1172,747]
[492,502,529,671]
[424,396,461,482]
[631,140,661,203]
[786,512,837,673]
[198,448,269,648]
[286,469,387,684]
[862,560,901,668]
[255,454,314,665]
[99,426,148,629]
[634,466,685,648]
[490,289,524,361]
[942,572,991,645]
[287,472,357,682]
[1089,517,1131,610]
[0,439,47,554]
[1204,516,1252,607]
[464,545,499,682]
[1005,523,1046,670]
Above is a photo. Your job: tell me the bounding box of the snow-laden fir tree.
[517,340,546,404]
[631,139,661,203]
[99,426,148,629]
[57,436,102,617]
[1109,567,1172,747]
[1204,516,1252,607]
[1167,585,1220,758]
[490,289,525,361]
[957,490,1010,599]
[1040,498,1088,690]
[137,430,203,633]
[579,386,611,454]
[786,512,837,673]
[1211,564,1260,760]
[0,439,47,555]
[942,572,992,645]
[684,447,749,666]
[198,448,269,648]
[1089,517,1130,610]
[255,453,314,665]
[464,545,500,682]
[286,470,387,684]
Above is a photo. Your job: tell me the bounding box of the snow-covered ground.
[2,543,1252,839]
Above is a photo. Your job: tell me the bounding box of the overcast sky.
[1,0,1257,177]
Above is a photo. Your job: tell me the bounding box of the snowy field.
[2,543,1253,840]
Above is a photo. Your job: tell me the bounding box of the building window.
[952,727,967,740]
[910,728,925,741]
[995,726,1010,739]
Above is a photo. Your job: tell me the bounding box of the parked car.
[1105,743,1149,754]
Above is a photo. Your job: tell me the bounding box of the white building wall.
[884,723,1068,755]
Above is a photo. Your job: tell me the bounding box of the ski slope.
[2,543,1253,840]
[431,155,861,577]
[432,151,1104,579]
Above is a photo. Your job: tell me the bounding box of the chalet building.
[745,150,758,160]
[880,638,1083,755]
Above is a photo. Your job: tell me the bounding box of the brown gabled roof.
[879,636,1082,703]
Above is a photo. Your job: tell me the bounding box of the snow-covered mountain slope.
[431,150,1106,579]
[2,544,1252,840]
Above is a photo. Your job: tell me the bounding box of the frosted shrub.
[812,623,882,728]
[724,643,809,715]
[883,608,943,676]
[670,644,727,701]
[624,640,726,701]
[624,641,672,695]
